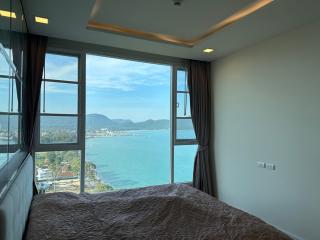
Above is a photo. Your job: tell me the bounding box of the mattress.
[25,184,292,240]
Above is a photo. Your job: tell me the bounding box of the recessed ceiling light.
[35,16,48,24]
[0,10,16,19]
[203,48,214,53]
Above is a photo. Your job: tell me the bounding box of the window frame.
[34,44,197,193]
[34,49,86,192]
[171,65,197,183]
[0,55,22,154]
[34,50,83,151]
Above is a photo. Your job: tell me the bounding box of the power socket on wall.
[257,162,276,170]
[257,162,266,168]
[266,163,276,170]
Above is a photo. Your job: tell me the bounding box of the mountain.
[86,114,170,130]
[0,114,193,131]
[134,119,169,130]
[86,114,114,130]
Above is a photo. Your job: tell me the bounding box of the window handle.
[10,77,14,112]
[43,64,46,113]
[184,93,187,116]
[184,73,187,116]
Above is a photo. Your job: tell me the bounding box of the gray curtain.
[25,34,48,194]
[187,60,214,195]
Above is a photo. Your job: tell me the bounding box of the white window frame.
[170,65,197,183]
[0,46,22,155]
[34,45,196,192]
[34,49,86,192]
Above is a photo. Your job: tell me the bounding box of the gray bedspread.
[25,184,291,240]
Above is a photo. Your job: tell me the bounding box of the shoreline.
[86,128,170,139]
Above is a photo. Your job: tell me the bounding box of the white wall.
[212,20,320,240]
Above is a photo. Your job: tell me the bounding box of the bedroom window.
[35,52,83,193]
[171,68,197,183]
[0,47,22,157]
[35,151,81,193]
[39,53,80,144]
[34,49,197,194]
[85,54,171,192]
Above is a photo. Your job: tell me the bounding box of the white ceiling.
[21,0,320,61]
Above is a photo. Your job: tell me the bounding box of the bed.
[24,184,291,240]
[0,156,292,240]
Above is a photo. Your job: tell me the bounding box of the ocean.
[85,129,197,189]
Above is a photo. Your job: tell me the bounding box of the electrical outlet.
[266,163,276,170]
[257,162,266,168]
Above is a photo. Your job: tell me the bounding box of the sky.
[42,53,172,122]
[1,52,188,122]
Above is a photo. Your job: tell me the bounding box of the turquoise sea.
[85,129,197,189]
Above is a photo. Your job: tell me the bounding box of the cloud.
[86,55,171,91]
[43,82,77,95]
[44,54,78,81]
[43,54,171,93]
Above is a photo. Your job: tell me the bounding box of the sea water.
[85,129,197,189]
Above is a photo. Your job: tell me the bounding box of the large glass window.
[85,55,171,191]
[35,151,81,193]
[39,53,79,145]
[35,52,82,193]
[172,69,197,183]
[35,50,197,194]
[0,47,21,151]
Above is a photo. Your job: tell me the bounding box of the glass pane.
[177,92,191,117]
[0,114,19,145]
[44,53,78,81]
[0,153,7,168]
[40,116,78,144]
[0,48,11,76]
[0,113,8,145]
[35,151,81,193]
[41,82,78,114]
[85,54,171,192]
[176,118,196,139]
[8,114,19,145]
[0,78,19,113]
[0,78,9,112]
[174,145,197,183]
[177,69,188,92]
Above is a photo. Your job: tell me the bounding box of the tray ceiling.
[20,0,320,61]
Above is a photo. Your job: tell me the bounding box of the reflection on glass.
[35,151,80,193]
[45,53,78,81]
[0,78,19,112]
[0,79,9,112]
[0,48,11,75]
[40,81,78,114]
[0,153,7,168]
[176,118,196,139]
[8,114,19,145]
[40,116,78,144]
[174,145,197,183]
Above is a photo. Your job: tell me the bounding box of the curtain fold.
[25,34,48,194]
[187,60,214,195]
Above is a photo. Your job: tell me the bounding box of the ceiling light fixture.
[0,10,16,19]
[203,48,214,53]
[173,0,183,6]
[35,16,49,24]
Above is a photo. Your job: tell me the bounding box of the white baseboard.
[274,226,304,240]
